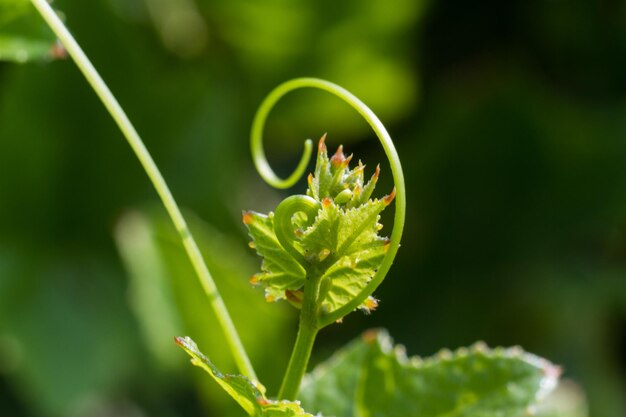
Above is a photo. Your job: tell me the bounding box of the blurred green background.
[1,0,625,416]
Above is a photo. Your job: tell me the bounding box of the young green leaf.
[176,336,316,417]
[243,210,306,302]
[299,329,560,417]
[0,0,62,62]
[301,197,392,314]
[244,137,394,319]
[306,135,381,208]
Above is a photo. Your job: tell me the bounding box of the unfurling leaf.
[243,210,306,302]
[299,330,560,417]
[302,198,390,314]
[244,136,394,317]
[176,336,316,417]
[307,134,381,208]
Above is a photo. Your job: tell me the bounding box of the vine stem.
[278,270,322,400]
[252,78,406,396]
[30,0,257,380]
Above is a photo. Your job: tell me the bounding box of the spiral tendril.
[250,78,406,328]
[274,195,321,268]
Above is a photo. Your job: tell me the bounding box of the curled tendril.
[250,78,406,328]
[274,194,321,268]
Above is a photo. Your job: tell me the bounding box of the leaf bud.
[334,189,353,204]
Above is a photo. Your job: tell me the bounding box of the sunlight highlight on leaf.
[300,330,560,417]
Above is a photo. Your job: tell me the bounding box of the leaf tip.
[330,145,345,167]
[174,336,195,352]
[331,146,352,169]
[242,211,254,225]
[174,336,185,347]
[372,164,381,181]
[318,134,327,153]
[383,187,396,206]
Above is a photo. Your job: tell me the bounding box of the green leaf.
[302,198,391,314]
[0,0,61,63]
[299,201,341,259]
[176,336,316,417]
[245,138,394,317]
[244,210,306,301]
[306,136,380,208]
[299,329,560,417]
[115,208,296,415]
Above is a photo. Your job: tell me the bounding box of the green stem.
[278,320,318,400]
[278,271,322,400]
[250,78,406,328]
[30,0,257,381]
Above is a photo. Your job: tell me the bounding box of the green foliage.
[306,137,380,206]
[0,0,59,62]
[243,210,306,303]
[3,2,588,415]
[240,129,559,414]
[245,137,394,317]
[300,330,560,417]
[114,209,295,414]
[302,197,390,314]
[176,326,560,417]
[177,336,313,417]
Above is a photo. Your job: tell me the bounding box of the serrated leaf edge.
[303,329,561,403]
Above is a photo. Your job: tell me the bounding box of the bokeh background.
[1,0,625,416]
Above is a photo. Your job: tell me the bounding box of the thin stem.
[278,271,322,400]
[250,78,406,328]
[30,0,257,380]
[278,320,318,400]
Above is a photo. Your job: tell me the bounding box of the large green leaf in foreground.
[176,336,314,417]
[299,329,560,417]
[0,0,60,62]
